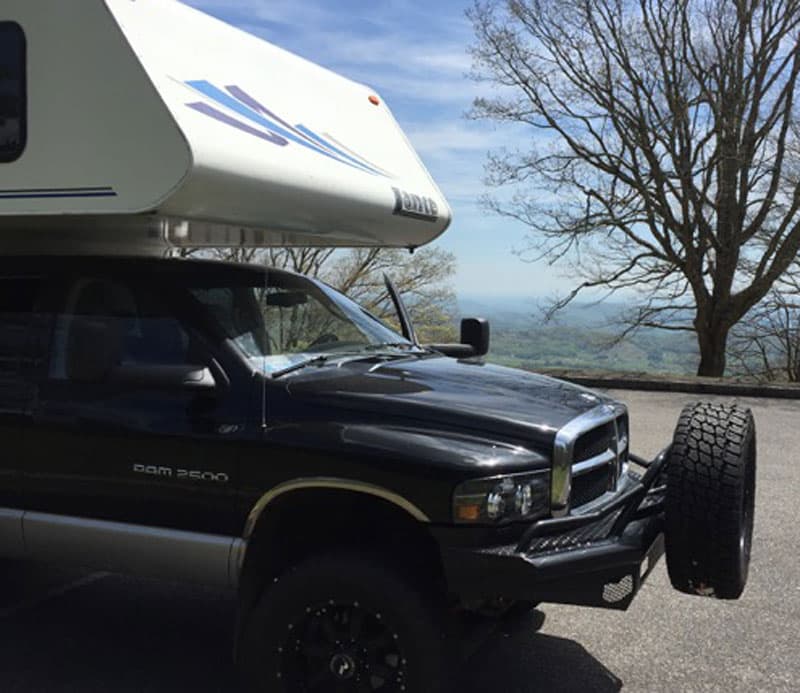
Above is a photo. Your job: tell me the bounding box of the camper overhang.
[0,0,452,251]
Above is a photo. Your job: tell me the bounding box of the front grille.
[571,465,612,506]
[569,414,628,509]
[551,404,629,516]
[573,422,615,462]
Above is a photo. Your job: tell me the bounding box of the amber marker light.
[456,504,482,522]
[368,94,380,106]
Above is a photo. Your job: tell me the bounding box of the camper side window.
[0,22,25,163]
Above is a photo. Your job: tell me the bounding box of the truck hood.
[285,355,612,449]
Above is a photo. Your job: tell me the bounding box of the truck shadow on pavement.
[455,609,623,693]
[0,566,622,692]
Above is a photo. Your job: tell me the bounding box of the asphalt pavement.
[0,390,797,691]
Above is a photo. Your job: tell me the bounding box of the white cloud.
[181,0,483,121]
[185,0,339,29]
[406,122,501,156]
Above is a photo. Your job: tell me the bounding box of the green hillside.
[458,296,699,375]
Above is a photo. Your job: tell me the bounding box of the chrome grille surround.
[551,403,628,517]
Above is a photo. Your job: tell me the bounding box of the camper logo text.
[184,81,389,177]
[391,187,439,223]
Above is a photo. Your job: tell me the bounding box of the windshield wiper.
[270,355,330,379]
[364,342,427,352]
[271,344,429,378]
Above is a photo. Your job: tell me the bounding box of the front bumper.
[436,449,668,611]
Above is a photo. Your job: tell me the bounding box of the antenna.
[262,263,268,430]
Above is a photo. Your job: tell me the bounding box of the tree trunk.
[696,323,731,377]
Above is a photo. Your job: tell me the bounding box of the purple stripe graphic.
[187,102,288,146]
[225,86,302,141]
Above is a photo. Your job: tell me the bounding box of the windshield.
[188,268,413,374]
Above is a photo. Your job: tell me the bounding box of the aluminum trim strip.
[228,538,246,588]
[244,477,430,540]
[551,403,627,517]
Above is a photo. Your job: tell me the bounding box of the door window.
[50,278,191,383]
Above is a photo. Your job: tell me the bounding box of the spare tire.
[665,402,756,599]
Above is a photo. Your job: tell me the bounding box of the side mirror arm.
[425,343,476,358]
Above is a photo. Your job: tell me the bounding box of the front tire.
[238,551,449,693]
[665,402,756,599]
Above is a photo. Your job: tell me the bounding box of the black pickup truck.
[0,255,756,692]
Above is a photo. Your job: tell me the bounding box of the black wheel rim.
[279,601,407,692]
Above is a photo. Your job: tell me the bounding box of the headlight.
[453,471,550,524]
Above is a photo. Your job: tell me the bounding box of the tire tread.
[665,402,756,599]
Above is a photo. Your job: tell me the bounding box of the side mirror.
[425,317,490,359]
[111,363,217,391]
[460,317,490,357]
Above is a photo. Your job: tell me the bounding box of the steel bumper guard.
[439,449,669,611]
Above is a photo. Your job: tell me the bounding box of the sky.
[182,0,574,299]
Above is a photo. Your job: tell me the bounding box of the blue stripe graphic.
[294,124,382,175]
[0,186,117,200]
[0,192,117,199]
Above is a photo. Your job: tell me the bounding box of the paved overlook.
[0,389,796,692]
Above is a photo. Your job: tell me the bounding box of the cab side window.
[0,275,41,411]
[50,278,191,384]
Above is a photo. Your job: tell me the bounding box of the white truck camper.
[0,0,452,254]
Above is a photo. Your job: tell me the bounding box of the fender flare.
[243,477,430,541]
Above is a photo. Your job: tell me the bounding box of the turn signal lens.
[456,504,481,521]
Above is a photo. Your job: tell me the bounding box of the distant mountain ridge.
[456,294,699,375]
[457,295,627,329]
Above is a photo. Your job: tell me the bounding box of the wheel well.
[236,489,446,619]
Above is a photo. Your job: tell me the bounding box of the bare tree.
[325,248,458,343]
[729,272,800,381]
[182,246,458,343]
[469,0,800,376]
